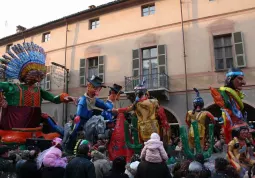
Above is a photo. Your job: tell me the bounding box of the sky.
[0,0,113,38]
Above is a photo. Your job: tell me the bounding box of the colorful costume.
[117,79,169,143]
[67,75,110,152]
[107,84,134,162]
[186,88,215,149]
[227,124,255,176]
[210,68,247,143]
[0,42,71,143]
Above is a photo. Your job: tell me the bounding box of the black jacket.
[134,161,172,178]
[41,167,65,178]
[103,171,129,178]
[19,159,40,178]
[64,154,96,178]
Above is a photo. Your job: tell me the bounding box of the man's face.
[24,70,45,85]
[109,91,121,102]
[240,129,248,139]
[87,83,102,97]
[232,75,246,90]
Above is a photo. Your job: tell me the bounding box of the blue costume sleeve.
[95,98,111,110]
[76,96,86,117]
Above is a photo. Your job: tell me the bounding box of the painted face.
[109,91,121,102]
[232,75,246,91]
[87,83,102,98]
[23,70,45,85]
[239,128,248,140]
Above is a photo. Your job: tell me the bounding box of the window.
[142,4,155,16]
[88,57,99,79]
[213,32,246,71]
[79,56,105,86]
[132,45,167,89]
[6,44,13,52]
[40,66,51,90]
[89,18,100,30]
[42,32,51,42]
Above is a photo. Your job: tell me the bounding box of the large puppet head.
[224,68,246,91]
[108,84,124,102]
[134,78,148,99]
[231,123,249,140]
[0,42,47,85]
[87,75,106,98]
[193,88,204,111]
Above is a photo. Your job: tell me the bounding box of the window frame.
[141,3,155,17]
[42,32,51,43]
[213,34,234,71]
[40,66,51,90]
[89,18,100,30]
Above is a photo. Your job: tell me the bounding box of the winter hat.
[150,133,160,140]
[52,137,62,146]
[188,161,203,172]
[130,161,140,171]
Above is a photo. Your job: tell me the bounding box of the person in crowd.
[188,161,203,176]
[16,150,30,178]
[91,146,111,178]
[65,141,96,178]
[19,150,40,178]
[104,156,129,178]
[125,161,140,178]
[140,133,168,163]
[212,157,229,178]
[0,145,13,177]
[225,165,240,178]
[42,137,67,168]
[175,141,182,151]
[213,135,225,153]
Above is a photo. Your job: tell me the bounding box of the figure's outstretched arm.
[116,105,134,113]
[0,82,11,92]
[40,89,69,104]
[206,112,216,124]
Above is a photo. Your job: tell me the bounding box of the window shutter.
[232,32,246,68]
[80,59,86,86]
[98,56,105,83]
[157,45,167,88]
[45,66,51,90]
[157,45,167,74]
[132,49,140,88]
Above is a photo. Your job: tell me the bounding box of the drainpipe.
[63,19,69,125]
[180,0,189,112]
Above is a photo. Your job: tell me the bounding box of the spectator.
[225,165,239,178]
[135,160,172,178]
[175,141,182,151]
[19,150,40,178]
[91,147,111,178]
[42,137,67,168]
[0,145,14,177]
[104,156,129,178]
[125,161,140,178]
[212,158,229,178]
[65,141,96,178]
[140,133,168,163]
[16,150,30,178]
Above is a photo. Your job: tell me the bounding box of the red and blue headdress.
[0,42,46,82]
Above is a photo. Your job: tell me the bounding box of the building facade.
[0,0,255,132]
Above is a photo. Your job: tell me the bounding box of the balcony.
[124,73,169,102]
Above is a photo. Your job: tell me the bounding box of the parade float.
[0,42,75,146]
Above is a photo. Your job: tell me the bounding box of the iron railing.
[124,73,169,92]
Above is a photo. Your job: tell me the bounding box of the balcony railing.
[124,73,169,92]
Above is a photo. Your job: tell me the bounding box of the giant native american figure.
[0,42,76,144]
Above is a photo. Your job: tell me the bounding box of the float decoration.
[124,115,143,154]
[180,121,214,159]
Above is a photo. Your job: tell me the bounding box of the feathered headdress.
[0,42,46,82]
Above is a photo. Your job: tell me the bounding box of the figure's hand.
[112,108,118,113]
[41,113,49,119]
[74,116,80,124]
[64,96,77,103]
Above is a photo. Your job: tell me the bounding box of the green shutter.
[157,45,167,88]
[132,49,140,88]
[80,59,86,86]
[98,56,105,83]
[233,32,246,68]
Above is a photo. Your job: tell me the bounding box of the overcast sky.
[0,0,112,38]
